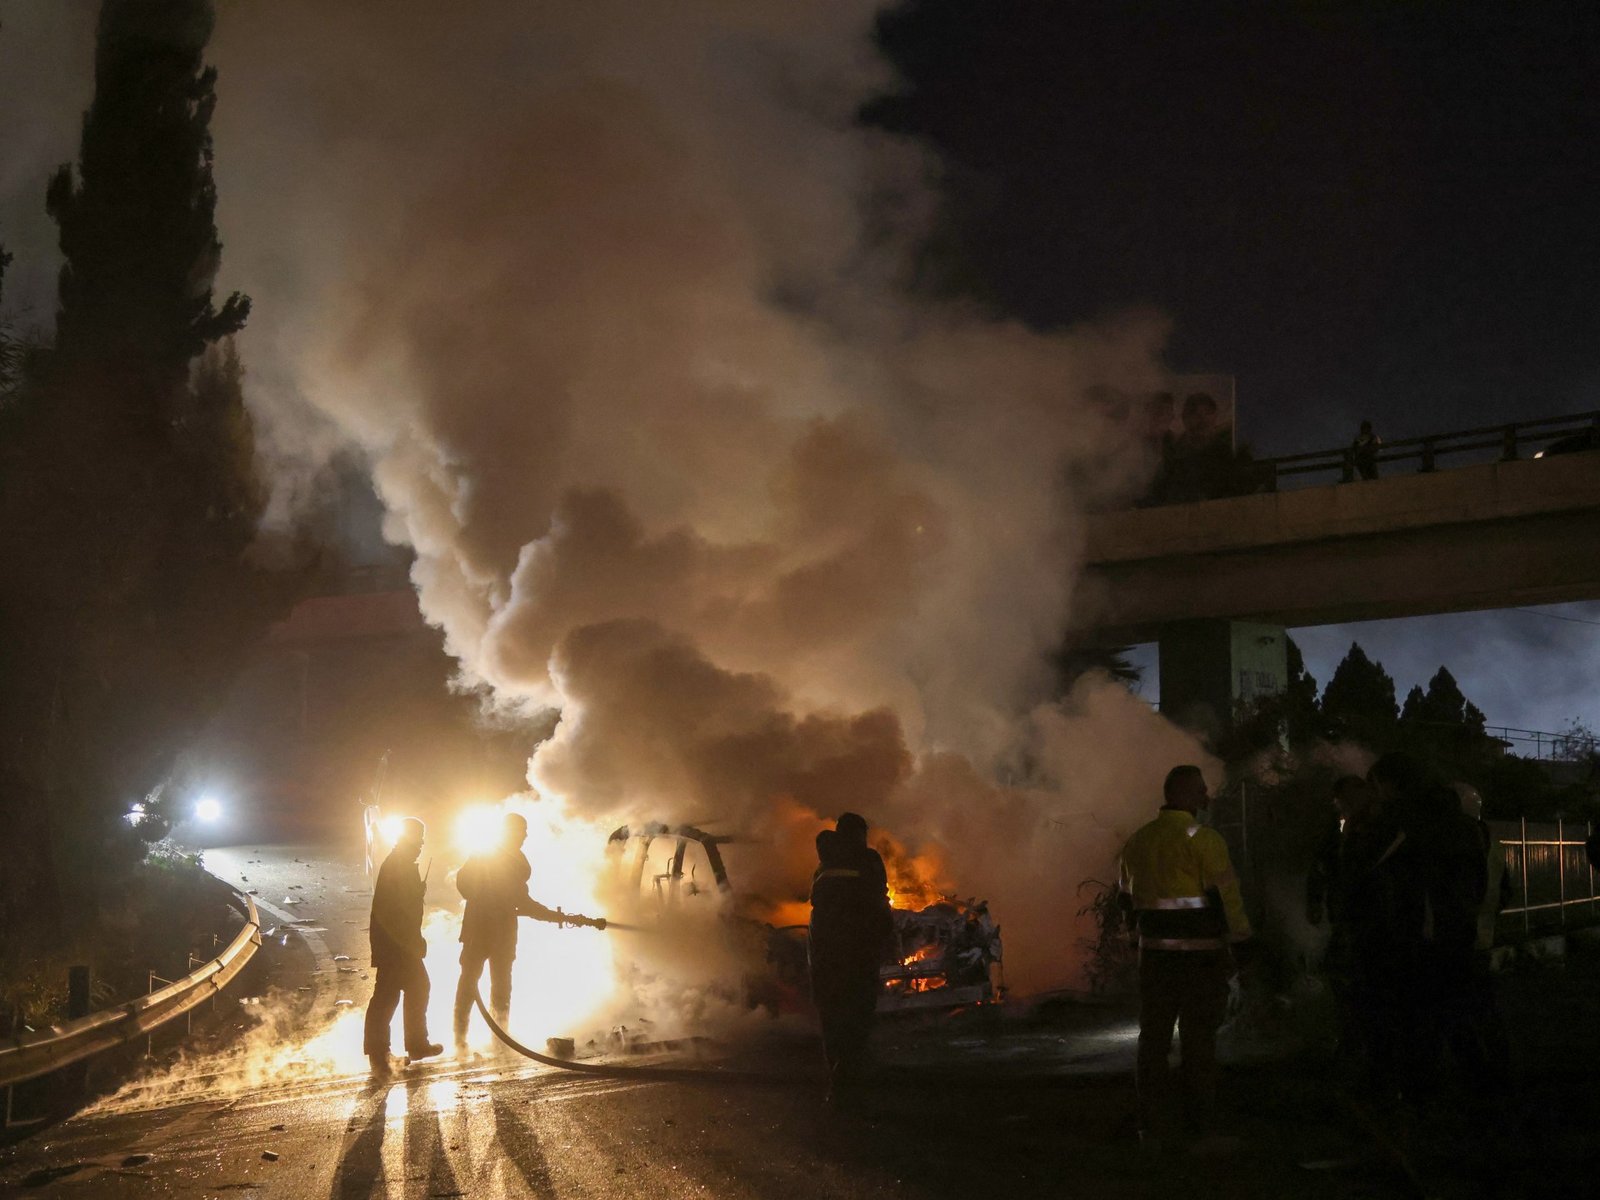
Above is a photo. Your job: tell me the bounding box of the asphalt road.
[0,839,1425,1198]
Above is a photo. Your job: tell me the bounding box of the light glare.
[196,796,222,823]
[455,804,504,856]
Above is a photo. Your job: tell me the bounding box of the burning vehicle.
[605,822,1004,1015]
[879,896,1003,1013]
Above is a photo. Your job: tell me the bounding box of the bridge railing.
[1265,409,1599,486]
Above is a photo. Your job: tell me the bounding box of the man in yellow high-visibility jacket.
[1118,765,1254,1145]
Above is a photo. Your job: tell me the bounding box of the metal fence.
[1484,727,1600,763]
[1492,818,1598,939]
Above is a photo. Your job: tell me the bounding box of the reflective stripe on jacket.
[1118,808,1252,950]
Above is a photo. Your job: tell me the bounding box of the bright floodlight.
[379,814,406,845]
[196,795,223,823]
[455,804,504,856]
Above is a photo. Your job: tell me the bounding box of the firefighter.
[1118,765,1253,1146]
[808,812,893,1099]
[363,817,443,1075]
[451,811,584,1052]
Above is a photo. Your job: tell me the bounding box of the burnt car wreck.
[606,822,1004,1014]
[881,898,1003,1012]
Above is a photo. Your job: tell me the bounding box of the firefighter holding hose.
[452,811,605,1053]
[1117,766,1254,1150]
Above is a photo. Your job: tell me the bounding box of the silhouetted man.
[1311,767,1410,1098]
[1368,752,1490,1101]
[363,817,442,1075]
[1350,420,1382,480]
[452,812,567,1051]
[808,812,893,1099]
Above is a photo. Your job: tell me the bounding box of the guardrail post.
[67,966,90,1020]
[67,965,91,1098]
[1501,425,1519,461]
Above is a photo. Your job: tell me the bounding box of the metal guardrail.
[0,889,261,1090]
[1265,409,1599,486]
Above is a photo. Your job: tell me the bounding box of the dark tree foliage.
[1053,642,1141,691]
[1281,634,1322,746]
[1319,642,1398,749]
[0,0,297,940]
[1400,666,1487,732]
[45,0,247,397]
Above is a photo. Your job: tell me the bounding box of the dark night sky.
[873,0,1600,732]
[872,0,1600,451]
[0,0,1596,733]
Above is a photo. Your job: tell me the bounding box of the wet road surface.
[1,840,1418,1198]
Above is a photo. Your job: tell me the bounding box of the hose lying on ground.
[471,983,798,1085]
[470,984,1119,1092]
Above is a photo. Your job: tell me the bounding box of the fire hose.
[469,982,793,1085]
[470,919,1088,1090]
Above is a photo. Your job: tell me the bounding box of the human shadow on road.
[491,1091,558,1195]
[330,1081,395,1199]
[403,1073,463,1199]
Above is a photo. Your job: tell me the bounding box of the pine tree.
[1403,666,1487,732]
[1400,684,1426,725]
[1320,642,1399,748]
[1398,665,1492,771]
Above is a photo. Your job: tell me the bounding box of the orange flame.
[873,832,950,912]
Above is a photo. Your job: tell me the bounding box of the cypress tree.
[46,0,247,407]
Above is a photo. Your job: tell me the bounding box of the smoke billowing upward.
[207,0,1210,992]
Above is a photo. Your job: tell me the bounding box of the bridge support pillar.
[1158,620,1288,741]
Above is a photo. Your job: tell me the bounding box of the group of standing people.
[363,811,602,1076]
[1305,752,1509,1108]
[364,804,890,1090]
[1115,752,1510,1153]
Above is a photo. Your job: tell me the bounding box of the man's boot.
[406,1041,444,1063]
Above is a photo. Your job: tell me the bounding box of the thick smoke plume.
[206,0,1212,994]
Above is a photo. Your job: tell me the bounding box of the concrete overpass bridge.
[1074,413,1600,735]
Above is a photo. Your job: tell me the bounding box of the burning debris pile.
[880,898,1003,1012]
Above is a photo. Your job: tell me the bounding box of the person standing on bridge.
[809,813,894,1102]
[452,811,590,1052]
[363,817,444,1075]
[1350,420,1382,480]
[1117,766,1254,1149]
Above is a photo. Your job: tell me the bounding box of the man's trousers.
[453,944,514,1044]
[363,955,433,1057]
[1136,947,1232,1136]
